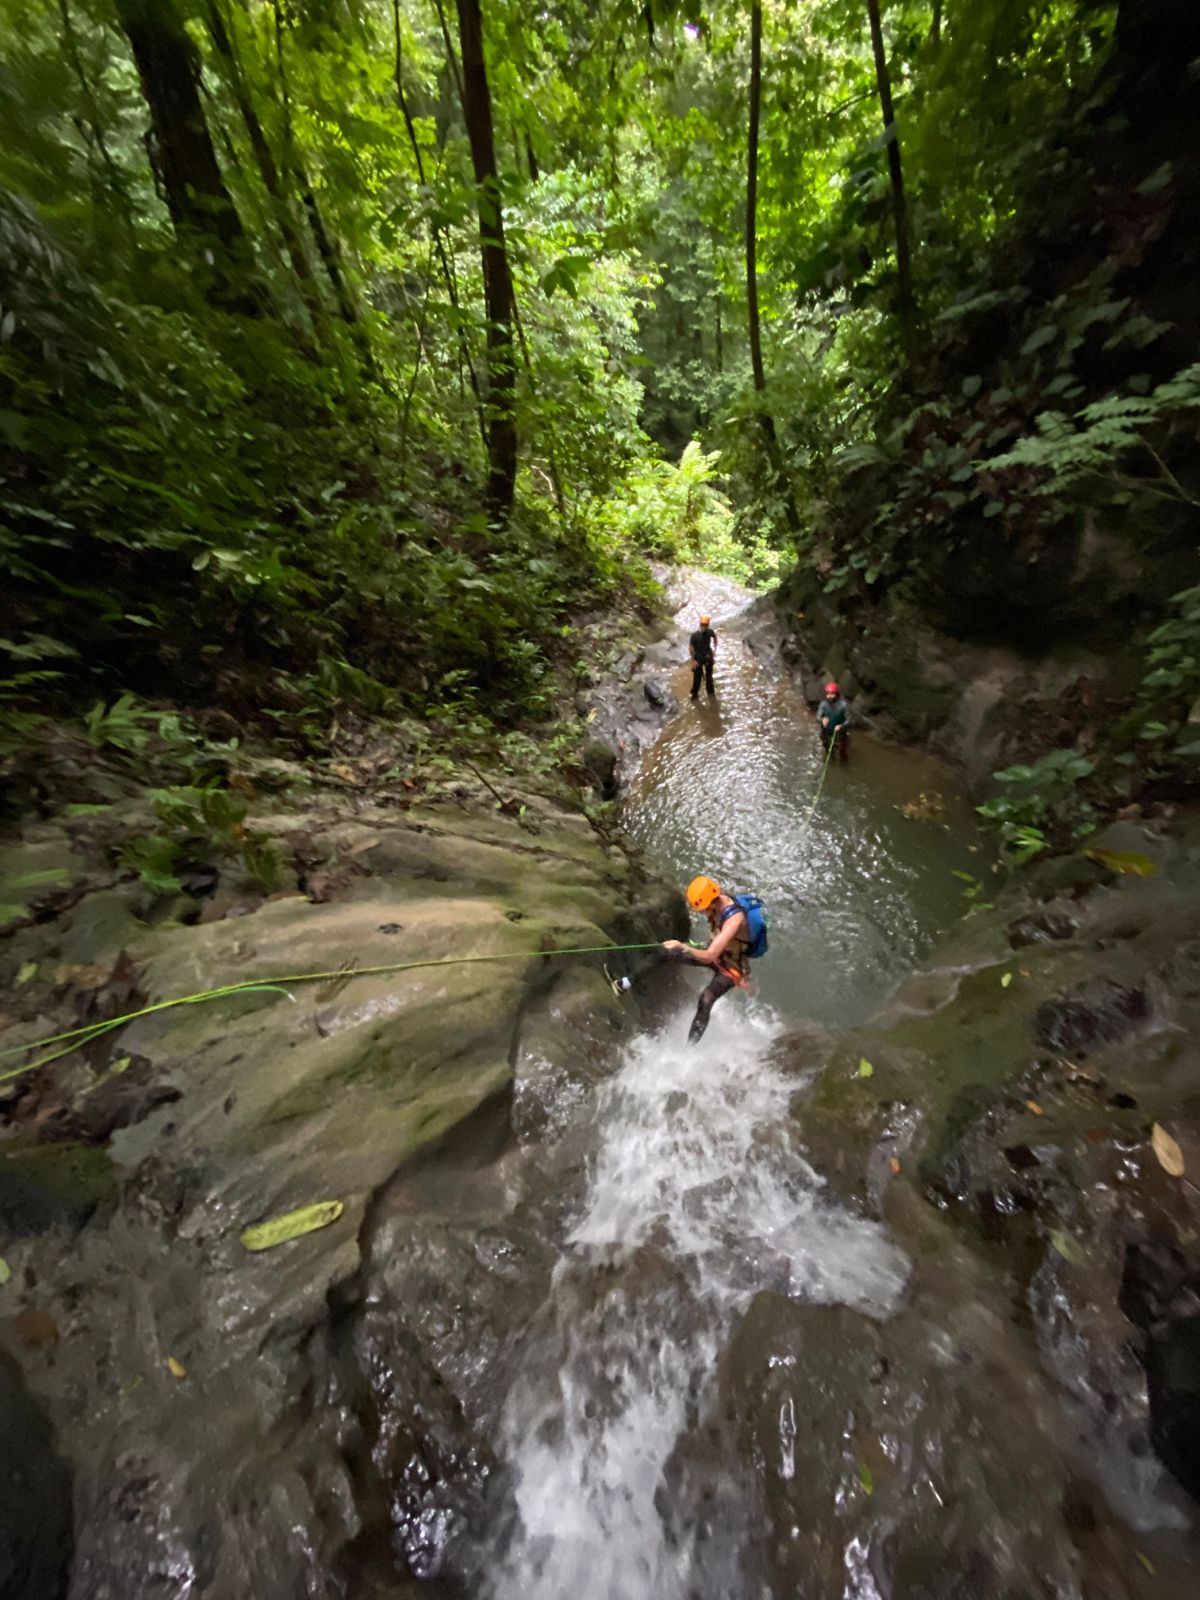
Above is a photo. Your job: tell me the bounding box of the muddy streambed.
[2,574,1199,1599]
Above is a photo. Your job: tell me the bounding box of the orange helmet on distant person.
[687,875,721,911]
[699,614,711,626]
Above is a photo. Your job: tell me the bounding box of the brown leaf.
[13,1308,59,1348]
[1026,1101,1044,1115]
[329,762,361,786]
[889,1157,901,1175]
[167,1357,187,1379]
[1151,1123,1185,1178]
[54,963,109,988]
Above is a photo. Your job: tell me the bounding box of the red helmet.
[824,680,840,696]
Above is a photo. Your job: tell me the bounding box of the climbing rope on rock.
[0,940,666,1083]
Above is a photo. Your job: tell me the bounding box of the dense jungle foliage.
[1,0,1197,813]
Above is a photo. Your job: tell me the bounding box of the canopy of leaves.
[2,0,1197,783]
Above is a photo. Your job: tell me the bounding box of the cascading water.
[487,1005,909,1600]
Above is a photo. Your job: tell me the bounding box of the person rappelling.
[817,679,850,761]
[688,614,718,701]
[609,875,769,1044]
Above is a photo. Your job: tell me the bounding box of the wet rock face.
[789,826,1200,1575]
[1034,977,1151,1057]
[0,1350,72,1600]
[1121,1240,1200,1502]
[0,781,681,1600]
[1007,908,1077,948]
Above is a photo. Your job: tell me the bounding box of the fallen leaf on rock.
[1019,968,1031,978]
[240,1199,344,1252]
[1027,1100,1044,1115]
[1151,1123,1185,1178]
[857,1461,874,1495]
[329,763,361,786]
[167,1357,186,1379]
[1060,1057,1100,1085]
[1001,972,1014,988]
[0,1257,10,1285]
[1085,848,1158,878]
[54,962,109,988]
[1049,1230,1083,1264]
[889,1157,901,1175]
[1136,1551,1156,1576]
[857,1058,874,1079]
[13,1307,58,1347]
[16,961,37,986]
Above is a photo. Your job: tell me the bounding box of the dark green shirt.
[818,696,848,731]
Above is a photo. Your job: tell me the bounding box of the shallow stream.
[476,580,993,1598]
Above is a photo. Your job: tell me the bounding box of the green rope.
[802,727,842,827]
[0,940,664,1084]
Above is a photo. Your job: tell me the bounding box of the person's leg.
[704,659,715,696]
[688,968,736,1044]
[690,664,702,700]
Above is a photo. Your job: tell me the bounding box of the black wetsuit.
[684,902,749,1042]
[690,627,717,699]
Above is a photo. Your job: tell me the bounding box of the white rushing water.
[488,998,910,1600]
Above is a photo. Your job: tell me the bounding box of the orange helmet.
[687,875,721,911]
[699,614,711,626]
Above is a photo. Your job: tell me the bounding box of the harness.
[715,901,751,987]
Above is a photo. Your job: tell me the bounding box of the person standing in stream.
[817,679,850,761]
[689,613,718,700]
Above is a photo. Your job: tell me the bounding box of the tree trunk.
[59,0,131,223]
[455,0,518,521]
[930,0,942,45]
[393,0,486,442]
[203,0,325,330]
[114,0,249,287]
[865,0,916,363]
[746,0,797,530]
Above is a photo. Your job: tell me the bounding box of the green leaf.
[1021,325,1058,355]
[16,961,37,986]
[239,1200,345,1252]
[1049,1230,1083,1264]
[857,1461,874,1495]
[857,1058,874,1078]
[1084,849,1157,877]
[1137,163,1172,196]
[961,375,981,398]
[0,1257,11,1286]
[1000,972,1013,988]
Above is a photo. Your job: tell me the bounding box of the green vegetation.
[1,0,1197,844]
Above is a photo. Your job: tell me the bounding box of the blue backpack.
[725,894,769,959]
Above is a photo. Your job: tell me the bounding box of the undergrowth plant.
[977,748,1099,860]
